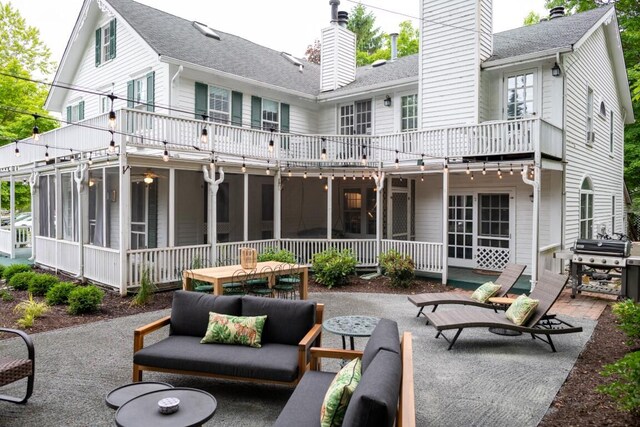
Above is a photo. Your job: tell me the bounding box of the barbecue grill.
[570,239,639,301]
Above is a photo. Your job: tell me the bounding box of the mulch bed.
[1,270,638,426]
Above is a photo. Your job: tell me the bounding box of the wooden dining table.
[182,261,309,300]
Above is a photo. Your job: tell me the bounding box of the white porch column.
[168,168,176,247]
[55,167,62,240]
[374,172,386,273]
[326,177,332,240]
[28,171,38,261]
[386,175,393,239]
[73,164,87,280]
[243,173,249,242]
[119,152,131,296]
[9,175,15,259]
[274,170,282,240]
[441,165,449,285]
[522,164,540,290]
[203,165,224,266]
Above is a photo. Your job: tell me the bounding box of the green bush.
[0,264,5,278]
[8,271,37,290]
[45,282,77,305]
[311,248,356,288]
[612,299,640,345]
[382,251,415,288]
[598,351,640,415]
[131,268,156,306]
[258,247,296,264]
[2,264,32,282]
[0,289,14,302]
[68,285,104,315]
[28,273,60,296]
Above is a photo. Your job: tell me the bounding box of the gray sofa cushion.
[361,319,400,373]
[342,349,402,427]
[241,296,316,345]
[134,335,300,382]
[169,291,242,337]
[273,370,335,427]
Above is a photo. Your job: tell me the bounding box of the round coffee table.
[115,387,217,427]
[323,315,380,350]
[106,381,174,409]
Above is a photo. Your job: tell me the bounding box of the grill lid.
[573,239,631,257]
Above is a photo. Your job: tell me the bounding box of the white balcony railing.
[0,110,563,170]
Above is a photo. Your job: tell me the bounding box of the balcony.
[0,109,563,170]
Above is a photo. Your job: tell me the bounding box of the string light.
[14,140,20,157]
[32,115,39,141]
[303,168,307,179]
[210,156,215,167]
[162,140,169,162]
[108,130,116,153]
[466,164,470,174]
[319,170,323,180]
[352,172,356,180]
[44,145,49,162]
[266,167,271,175]
[88,153,92,165]
[343,172,346,180]
[395,150,399,169]
[470,172,474,180]
[268,128,275,153]
[482,162,486,175]
[444,162,448,172]
[321,138,327,160]
[200,115,208,144]
[331,172,335,180]
[420,154,425,171]
[288,168,292,177]
[509,164,513,175]
[108,93,116,130]
[520,164,525,175]
[497,167,502,177]
[241,158,246,173]
[421,174,424,182]
[70,148,75,163]
[362,171,365,180]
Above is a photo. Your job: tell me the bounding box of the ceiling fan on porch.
[131,169,165,184]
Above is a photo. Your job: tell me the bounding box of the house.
[0,0,633,295]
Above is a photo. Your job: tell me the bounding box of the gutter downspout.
[203,165,224,266]
[169,65,184,113]
[73,164,87,280]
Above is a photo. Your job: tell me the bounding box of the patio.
[0,290,601,426]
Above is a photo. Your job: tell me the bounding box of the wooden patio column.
[28,171,38,261]
[441,163,449,285]
[9,175,15,259]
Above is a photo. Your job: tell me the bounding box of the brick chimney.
[320,0,356,92]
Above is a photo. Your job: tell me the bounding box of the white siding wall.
[374,95,394,134]
[60,8,168,118]
[542,61,564,127]
[563,26,625,246]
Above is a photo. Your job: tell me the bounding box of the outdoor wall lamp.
[384,95,392,107]
[551,62,561,77]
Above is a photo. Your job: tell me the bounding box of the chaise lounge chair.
[424,270,582,352]
[408,263,526,319]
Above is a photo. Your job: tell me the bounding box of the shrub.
[14,293,49,328]
[2,264,32,282]
[598,351,640,415]
[28,273,60,296]
[131,268,156,306]
[68,285,104,315]
[0,264,4,278]
[612,299,640,345]
[311,248,356,288]
[0,289,14,302]
[8,271,37,290]
[45,282,77,305]
[258,247,296,264]
[379,250,416,288]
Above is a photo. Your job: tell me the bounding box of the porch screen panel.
[105,167,119,249]
[392,192,408,240]
[61,173,77,241]
[448,195,473,260]
[248,176,274,240]
[88,170,104,246]
[38,175,55,238]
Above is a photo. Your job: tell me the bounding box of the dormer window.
[95,19,116,66]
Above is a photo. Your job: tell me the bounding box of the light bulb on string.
[421,174,424,182]
[343,172,346,181]
[420,154,425,171]
[108,94,116,130]
[362,171,365,180]
[319,171,323,180]
[509,164,514,175]
[44,145,49,162]
[470,172,474,181]
[266,160,271,175]
[394,150,399,169]
[497,167,502,177]
[241,157,246,173]
[482,162,486,175]
[520,164,525,175]
[331,172,335,180]
[70,149,75,163]
[88,153,92,165]
[200,115,208,144]
[32,115,39,141]
[162,140,169,162]
[268,128,275,153]
[108,130,116,153]
[288,168,292,177]
[466,164,470,175]
[14,140,20,157]
[303,169,307,179]
[321,138,327,160]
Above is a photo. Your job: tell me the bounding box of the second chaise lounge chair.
[408,263,526,320]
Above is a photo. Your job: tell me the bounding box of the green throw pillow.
[470,281,502,303]
[200,312,267,348]
[505,294,539,326]
[320,358,362,427]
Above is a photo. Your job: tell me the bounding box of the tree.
[347,4,384,55]
[305,39,321,65]
[356,20,420,66]
[524,11,541,26]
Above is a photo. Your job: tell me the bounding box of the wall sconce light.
[384,95,392,107]
[551,62,561,77]
[529,193,534,203]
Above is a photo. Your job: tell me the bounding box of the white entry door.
[447,194,475,268]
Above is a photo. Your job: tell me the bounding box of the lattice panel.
[476,247,510,271]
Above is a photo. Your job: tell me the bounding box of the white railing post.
[275,169,281,240]
[9,175,15,259]
[28,170,38,261]
[374,171,385,273]
[118,132,130,296]
[243,173,249,242]
[169,168,176,247]
[326,176,332,240]
[73,163,87,280]
[441,163,449,284]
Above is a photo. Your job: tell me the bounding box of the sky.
[10,0,550,67]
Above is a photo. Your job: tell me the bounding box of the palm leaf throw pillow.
[505,294,539,326]
[470,281,502,303]
[320,358,362,427]
[201,312,267,348]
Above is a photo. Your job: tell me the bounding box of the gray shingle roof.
[107,0,321,96]
[489,5,613,62]
[329,55,419,94]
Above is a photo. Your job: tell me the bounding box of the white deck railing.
[0,230,10,255]
[216,240,280,265]
[15,226,31,247]
[34,237,80,275]
[0,110,563,170]
[85,245,121,288]
[280,239,378,265]
[127,244,212,287]
[381,240,443,273]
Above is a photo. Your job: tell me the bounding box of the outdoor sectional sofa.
[132,291,323,385]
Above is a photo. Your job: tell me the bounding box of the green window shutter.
[251,96,262,129]
[78,101,85,121]
[95,27,102,66]
[280,103,290,133]
[195,82,208,119]
[231,91,243,127]
[109,19,117,60]
[127,80,134,108]
[66,106,72,123]
[146,71,155,112]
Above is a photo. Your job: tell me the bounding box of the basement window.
[193,21,221,40]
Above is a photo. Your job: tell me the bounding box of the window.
[611,195,616,233]
[586,87,594,144]
[579,177,594,239]
[209,86,230,124]
[339,100,372,135]
[506,72,534,119]
[95,19,116,66]
[66,101,84,123]
[100,95,109,114]
[401,94,418,132]
[134,77,146,108]
[609,110,615,154]
[342,187,376,236]
[38,175,56,238]
[262,99,279,131]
